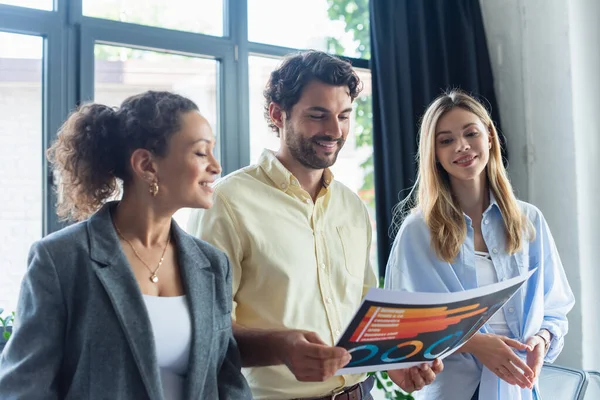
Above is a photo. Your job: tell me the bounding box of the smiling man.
[187,50,441,400]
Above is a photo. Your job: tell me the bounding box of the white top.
[143,295,192,400]
[474,251,512,337]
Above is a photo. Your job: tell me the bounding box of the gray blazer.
[0,202,252,400]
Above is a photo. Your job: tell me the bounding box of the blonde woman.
[384,90,574,400]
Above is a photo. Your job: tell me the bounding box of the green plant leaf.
[3,331,10,341]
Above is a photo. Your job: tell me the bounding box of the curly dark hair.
[47,90,199,221]
[263,50,363,135]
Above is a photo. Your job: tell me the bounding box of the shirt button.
[484,219,489,225]
[320,263,326,270]
[508,307,515,313]
[305,198,311,204]
[335,330,341,336]
[280,183,286,189]
[291,179,298,185]
[326,297,333,304]
[492,248,498,254]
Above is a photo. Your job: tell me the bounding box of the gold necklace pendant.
[113,216,170,286]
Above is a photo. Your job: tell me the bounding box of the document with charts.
[335,270,534,375]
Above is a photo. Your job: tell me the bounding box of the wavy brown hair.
[394,90,534,262]
[47,91,198,221]
[263,50,362,136]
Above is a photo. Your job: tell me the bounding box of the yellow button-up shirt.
[187,150,378,399]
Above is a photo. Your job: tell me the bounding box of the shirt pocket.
[336,226,367,280]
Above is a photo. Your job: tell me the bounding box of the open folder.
[335,269,535,375]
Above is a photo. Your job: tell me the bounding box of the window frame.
[0,0,371,235]
[0,2,70,233]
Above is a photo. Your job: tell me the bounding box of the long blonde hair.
[395,90,533,262]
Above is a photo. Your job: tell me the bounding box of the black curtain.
[369,0,506,277]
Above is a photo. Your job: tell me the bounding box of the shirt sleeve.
[187,190,246,319]
[537,213,575,363]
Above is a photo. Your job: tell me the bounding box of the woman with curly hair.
[0,91,252,399]
[385,90,574,400]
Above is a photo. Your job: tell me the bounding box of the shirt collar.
[322,168,334,188]
[257,149,334,192]
[484,190,501,215]
[463,190,501,224]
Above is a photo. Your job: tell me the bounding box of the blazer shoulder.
[185,233,230,272]
[35,220,89,253]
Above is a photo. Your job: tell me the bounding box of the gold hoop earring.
[149,181,159,197]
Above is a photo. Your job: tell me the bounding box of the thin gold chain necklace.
[113,222,171,283]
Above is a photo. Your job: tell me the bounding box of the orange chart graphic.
[349,303,488,343]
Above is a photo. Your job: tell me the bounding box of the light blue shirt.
[385,195,575,400]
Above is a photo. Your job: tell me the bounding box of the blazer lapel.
[87,203,164,400]
[172,224,215,400]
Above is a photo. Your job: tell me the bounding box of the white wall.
[480,0,600,370]
[569,0,600,370]
[478,0,530,199]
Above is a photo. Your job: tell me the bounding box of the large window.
[0,0,52,10]
[94,45,219,130]
[0,0,375,316]
[83,0,224,35]
[0,32,44,312]
[248,0,369,58]
[248,55,282,163]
